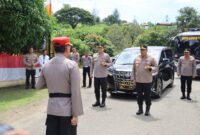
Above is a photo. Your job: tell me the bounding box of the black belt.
[49,93,71,98]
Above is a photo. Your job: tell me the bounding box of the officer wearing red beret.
[36,36,83,135]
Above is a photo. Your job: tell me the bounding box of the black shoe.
[144,106,150,116]
[82,85,86,88]
[136,110,143,115]
[136,105,143,115]
[32,86,36,89]
[180,96,186,99]
[180,92,186,99]
[100,102,105,108]
[145,111,150,116]
[92,102,100,107]
[25,86,29,90]
[87,86,91,88]
[187,93,191,100]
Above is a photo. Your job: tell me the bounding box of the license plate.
[119,81,134,90]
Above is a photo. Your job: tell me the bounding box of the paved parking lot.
[1,76,200,135]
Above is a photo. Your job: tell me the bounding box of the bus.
[171,28,200,76]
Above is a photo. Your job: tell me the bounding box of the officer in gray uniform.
[177,48,196,100]
[23,47,39,89]
[132,45,157,116]
[36,36,83,135]
[81,52,92,88]
[90,45,111,107]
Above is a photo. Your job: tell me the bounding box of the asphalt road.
[1,75,200,135]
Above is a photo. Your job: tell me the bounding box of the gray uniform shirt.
[90,53,111,78]
[81,55,92,67]
[36,54,83,117]
[23,53,39,70]
[132,55,157,83]
[70,52,80,63]
[177,56,196,77]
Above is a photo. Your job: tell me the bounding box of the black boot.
[180,92,186,99]
[136,104,143,115]
[145,106,150,116]
[92,101,100,107]
[100,98,106,108]
[187,93,191,100]
[92,95,100,107]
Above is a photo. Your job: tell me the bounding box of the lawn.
[0,86,48,112]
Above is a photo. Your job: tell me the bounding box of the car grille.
[113,71,135,90]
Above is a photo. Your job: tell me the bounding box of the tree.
[103,9,120,25]
[105,23,142,52]
[134,26,178,47]
[54,6,94,29]
[0,0,51,54]
[176,7,200,31]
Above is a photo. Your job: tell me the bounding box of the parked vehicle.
[107,46,175,98]
[171,29,200,76]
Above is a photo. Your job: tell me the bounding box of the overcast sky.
[51,0,200,23]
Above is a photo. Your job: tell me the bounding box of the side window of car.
[159,51,166,63]
[165,50,172,59]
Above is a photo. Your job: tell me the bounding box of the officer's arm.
[151,58,157,67]
[177,59,181,76]
[192,58,197,77]
[106,54,112,67]
[70,64,83,117]
[90,58,94,76]
[23,55,31,67]
[36,69,47,89]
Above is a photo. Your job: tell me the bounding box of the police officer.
[132,45,157,116]
[23,47,39,89]
[81,51,92,88]
[70,47,80,63]
[90,45,111,108]
[177,48,196,100]
[36,36,83,135]
[39,49,49,69]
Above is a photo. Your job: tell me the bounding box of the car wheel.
[156,78,163,98]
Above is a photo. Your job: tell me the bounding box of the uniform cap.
[140,45,148,50]
[52,37,70,46]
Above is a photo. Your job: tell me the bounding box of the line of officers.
[24,36,196,135]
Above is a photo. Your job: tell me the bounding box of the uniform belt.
[49,93,71,98]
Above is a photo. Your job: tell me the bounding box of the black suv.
[107,46,175,98]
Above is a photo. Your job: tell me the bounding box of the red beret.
[52,36,70,46]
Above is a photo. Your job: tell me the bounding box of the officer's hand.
[193,75,196,79]
[5,130,31,135]
[177,73,180,76]
[71,116,78,126]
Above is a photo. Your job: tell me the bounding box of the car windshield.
[115,49,160,65]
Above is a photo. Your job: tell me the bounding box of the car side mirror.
[162,58,170,63]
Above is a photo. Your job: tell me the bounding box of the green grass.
[0,86,48,112]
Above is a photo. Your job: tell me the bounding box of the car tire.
[155,78,163,98]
